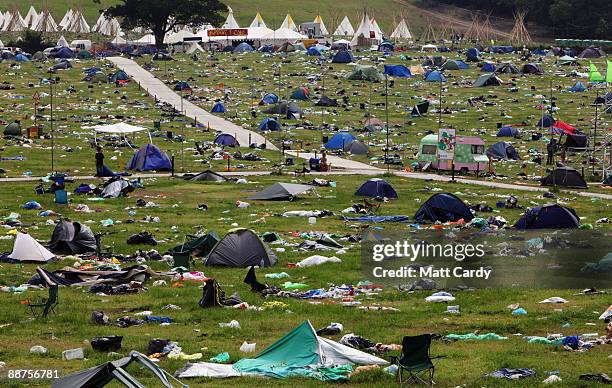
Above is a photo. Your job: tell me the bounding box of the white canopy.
[248,12,267,28]
[221,6,240,29]
[91,123,146,134]
[390,18,412,40]
[261,28,306,44]
[313,15,328,35]
[24,6,38,27]
[280,14,298,32]
[165,28,195,44]
[8,233,55,263]
[334,16,354,36]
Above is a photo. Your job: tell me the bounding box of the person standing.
[95,146,105,177]
[546,139,555,165]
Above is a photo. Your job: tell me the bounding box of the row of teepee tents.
[0,6,120,35]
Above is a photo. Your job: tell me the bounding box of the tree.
[7,30,53,53]
[99,0,227,48]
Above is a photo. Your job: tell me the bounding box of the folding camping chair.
[390,334,445,386]
[26,285,59,318]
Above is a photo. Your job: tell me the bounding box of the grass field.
[0,15,610,388]
[0,174,610,387]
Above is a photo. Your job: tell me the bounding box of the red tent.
[551,120,575,135]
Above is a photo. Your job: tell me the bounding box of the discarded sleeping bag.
[127,232,157,245]
[91,336,123,352]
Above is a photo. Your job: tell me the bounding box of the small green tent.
[347,65,384,82]
[4,122,21,136]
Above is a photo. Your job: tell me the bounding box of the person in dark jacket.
[95,146,105,176]
[546,139,556,165]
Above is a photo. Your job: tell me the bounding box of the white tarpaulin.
[90,123,146,134]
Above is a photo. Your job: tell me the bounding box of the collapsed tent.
[127,144,172,171]
[325,132,356,149]
[249,183,314,201]
[414,193,474,223]
[48,220,97,255]
[579,47,605,58]
[496,126,520,137]
[205,229,277,267]
[7,232,55,263]
[263,101,302,119]
[541,167,588,189]
[537,114,555,128]
[514,204,580,229]
[187,170,227,182]
[176,320,387,381]
[169,231,220,257]
[569,82,586,92]
[315,96,338,107]
[355,178,398,199]
[52,351,184,388]
[486,142,521,160]
[28,265,163,287]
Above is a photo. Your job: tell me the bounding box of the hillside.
[0,0,534,41]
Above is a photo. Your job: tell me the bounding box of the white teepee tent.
[8,233,55,263]
[280,14,297,32]
[350,12,379,47]
[65,9,90,33]
[333,16,354,36]
[390,18,412,41]
[24,6,38,28]
[0,12,5,31]
[57,35,69,47]
[59,8,74,29]
[249,12,267,28]
[32,9,58,33]
[222,6,240,29]
[370,18,383,38]
[313,15,328,35]
[3,10,27,32]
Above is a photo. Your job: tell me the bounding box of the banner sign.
[207,28,248,37]
[437,128,456,159]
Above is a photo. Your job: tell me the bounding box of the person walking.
[95,146,105,177]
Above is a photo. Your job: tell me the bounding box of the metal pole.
[438,81,442,129]
[593,89,599,175]
[50,79,54,174]
[385,75,390,173]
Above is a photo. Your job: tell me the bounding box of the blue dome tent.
[325,132,356,149]
[415,193,473,223]
[234,43,254,53]
[569,82,586,92]
[211,102,226,113]
[536,114,555,128]
[291,87,310,101]
[259,45,274,53]
[51,47,74,59]
[466,47,480,62]
[496,126,520,137]
[355,178,398,199]
[514,204,579,229]
[128,144,172,171]
[174,81,192,91]
[481,62,496,72]
[259,117,281,131]
[110,70,129,82]
[259,93,279,105]
[214,133,239,147]
[486,142,521,161]
[383,65,411,78]
[331,50,353,64]
[424,70,446,82]
[307,47,322,56]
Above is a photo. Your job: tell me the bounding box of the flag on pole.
[589,62,603,82]
[606,60,612,83]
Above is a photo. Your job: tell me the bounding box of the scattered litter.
[219,320,240,329]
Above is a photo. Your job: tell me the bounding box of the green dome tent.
[347,66,384,82]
